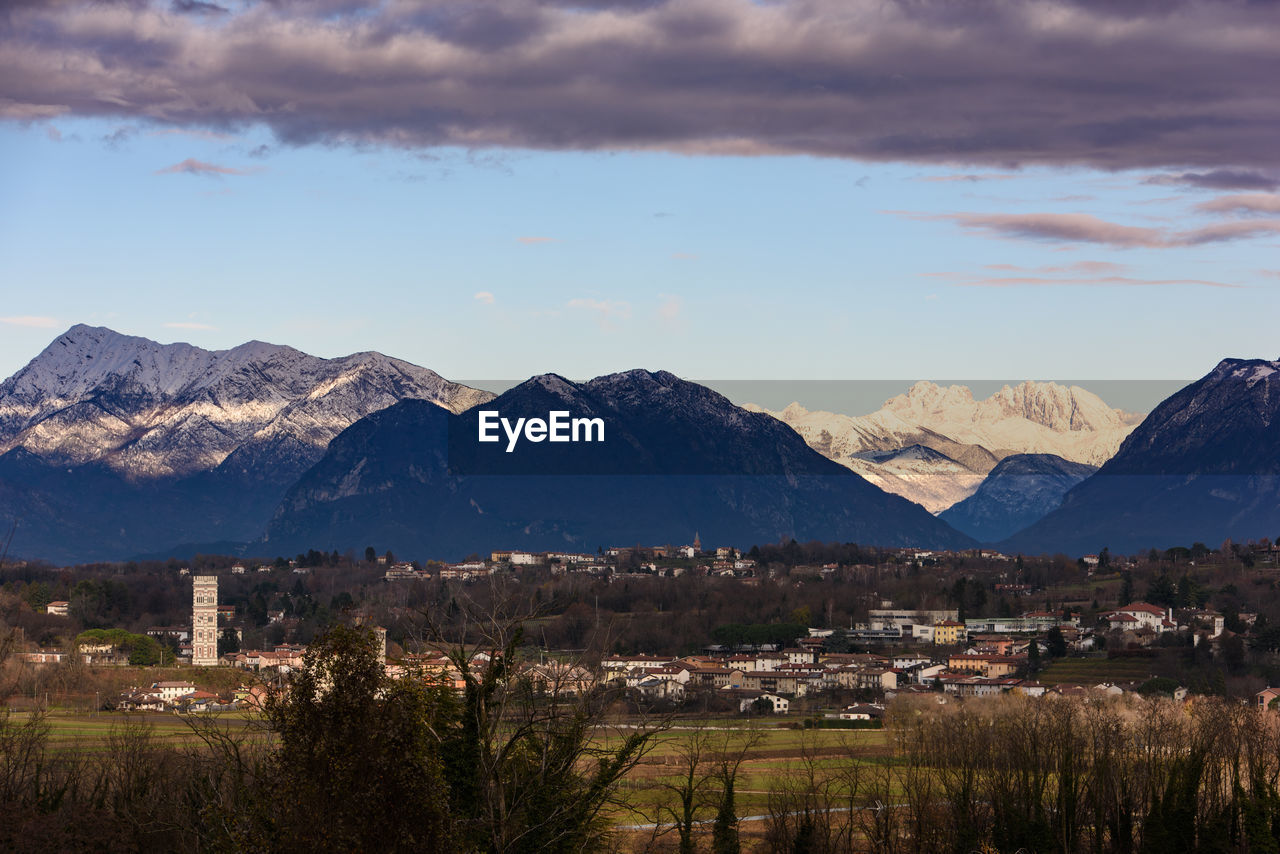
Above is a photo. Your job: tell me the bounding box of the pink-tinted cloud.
[1,1,1279,171]
[902,211,1280,248]
[926,213,1166,248]
[984,261,1128,274]
[155,158,252,176]
[1195,194,1280,216]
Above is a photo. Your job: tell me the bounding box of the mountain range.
[0,325,491,562]
[749,381,1139,512]
[1,326,1276,563]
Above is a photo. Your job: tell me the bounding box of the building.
[1257,687,1280,711]
[934,620,966,645]
[192,575,219,667]
[1102,602,1176,633]
[45,601,69,616]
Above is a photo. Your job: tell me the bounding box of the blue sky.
[2,1,1278,393]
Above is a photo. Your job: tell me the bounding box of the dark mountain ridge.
[264,370,977,559]
[1000,358,1280,555]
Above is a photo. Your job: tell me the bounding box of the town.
[5,535,1280,716]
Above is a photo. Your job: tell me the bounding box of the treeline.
[0,624,659,853]
[746,695,1280,854]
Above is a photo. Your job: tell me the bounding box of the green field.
[1038,656,1158,685]
[6,708,267,753]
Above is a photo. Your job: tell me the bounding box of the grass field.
[6,708,267,753]
[1038,656,1158,684]
[12,707,890,847]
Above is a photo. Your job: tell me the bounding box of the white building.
[192,575,219,667]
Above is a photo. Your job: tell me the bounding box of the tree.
[1046,626,1068,658]
[365,546,377,563]
[218,628,241,657]
[261,624,455,852]
[423,592,665,853]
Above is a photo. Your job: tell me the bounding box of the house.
[1102,602,1176,633]
[151,681,199,703]
[45,601,69,616]
[739,692,789,714]
[832,703,884,721]
[1256,687,1280,711]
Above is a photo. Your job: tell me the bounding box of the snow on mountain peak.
[750,380,1141,512]
[0,326,494,478]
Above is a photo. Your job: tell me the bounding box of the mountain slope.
[999,359,1280,555]
[939,453,1097,542]
[845,445,987,514]
[264,370,976,558]
[0,325,492,562]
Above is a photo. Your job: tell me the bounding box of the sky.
[2,0,1279,397]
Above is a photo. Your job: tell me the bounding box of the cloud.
[163,321,216,329]
[516,236,557,245]
[473,291,495,305]
[170,0,228,14]
[903,211,1280,248]
[1145,170,1280,192]
[148,127,233,142]
[155,158,255,176]
[916,174,1018,184]
[670,252,697,260]
[917,212,1167,248]
[568,297,631,327]
[2,1,1279,171]
[1195,194,1280,216]
[956,275,1240,290]
[984,260,1128,274]
[1175,219,1280,246]
[0,315,58,328]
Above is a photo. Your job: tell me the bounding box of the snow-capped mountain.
[750,381,1139,512]
[0,324,492,478]
[0,325,492,562]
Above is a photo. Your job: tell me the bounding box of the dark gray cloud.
[171,0,228,15]
[1144,170,1280,191]
[1,0,1279,170]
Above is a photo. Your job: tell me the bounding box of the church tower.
[192,575,219,667]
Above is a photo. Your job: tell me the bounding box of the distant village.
[11,533,1280,717]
